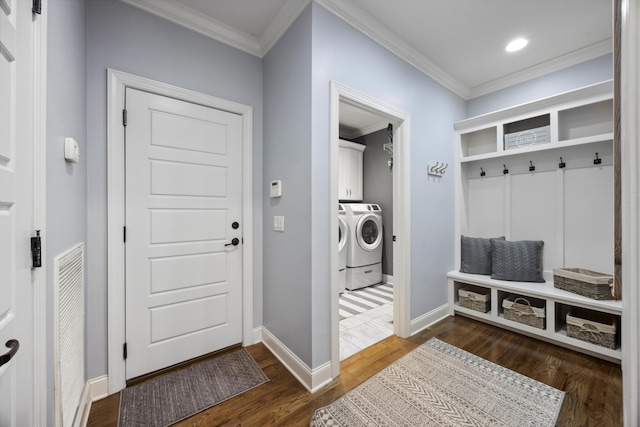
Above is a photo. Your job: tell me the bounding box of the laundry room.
[337,104,396,360]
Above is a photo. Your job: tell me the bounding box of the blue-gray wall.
[262,5,314,366]
[47,0,87,424]
[85,0,264,380]
[358,129,394,276]
[467,54,613,117]
[307,3,466,367]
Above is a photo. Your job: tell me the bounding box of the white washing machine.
[338,204,348,293]
[343,203,383,290]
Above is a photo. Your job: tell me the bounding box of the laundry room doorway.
[329,82,411,378]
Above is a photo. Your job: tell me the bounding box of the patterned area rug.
[118,348,269,427]
[311,338,564,427]
[339,283,393,319]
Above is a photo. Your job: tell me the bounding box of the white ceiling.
[121,0,612,135]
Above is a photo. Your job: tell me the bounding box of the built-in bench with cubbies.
[447,271,622,362]
[450,81,622,363]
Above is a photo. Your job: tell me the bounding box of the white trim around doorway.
[106,69,254,394]
[329,81,411,379]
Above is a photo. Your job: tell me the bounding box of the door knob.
[0,339,19,368]
[232,222,239,229]
[225,238,240,247]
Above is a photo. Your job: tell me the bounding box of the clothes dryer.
[338,204,348,293]
[343,203,383,290]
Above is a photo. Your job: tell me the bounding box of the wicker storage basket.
[553,268,614,300]
[567,308,617,349]
[502,295,546,329]
[457,284,490,313]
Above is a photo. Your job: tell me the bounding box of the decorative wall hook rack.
[503,164,509,174]
[529,161,535,172]
[480,167,486,177]
[594,152,602,165]
[559,157,566,169]
[428,162,448,177]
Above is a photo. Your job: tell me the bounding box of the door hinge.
[392,235,396,242]
[32,0,42,14]
[123,109,127,127]
[31,230,42,269]
[123,342,128,360]
[123,226,126,243]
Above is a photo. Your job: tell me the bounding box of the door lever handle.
[0,340,19,368]
[225,238,240,247]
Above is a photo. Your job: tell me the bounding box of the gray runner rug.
[118,348,269,427]
[311,338,564,427]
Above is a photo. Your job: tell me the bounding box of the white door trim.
[621,0,639,422]
[329,81,411,378]
[106,69,254,394]
[33,2,48,425]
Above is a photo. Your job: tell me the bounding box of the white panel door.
[125,88,243,379]
[0,0,35,424]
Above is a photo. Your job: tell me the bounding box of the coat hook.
[594,152,602,165]
[480,167,486,177]
[439,163,448,174]
[503,164,509,174]
[559,157,566,169]
[529,161,535,172]
[430,162,440,173]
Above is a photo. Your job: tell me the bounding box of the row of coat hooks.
[428,162,448,177]
[479,153,603,177]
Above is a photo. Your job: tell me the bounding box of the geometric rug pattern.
[118,348,268,427]
[339,283,393,319]
[311,338,564,427]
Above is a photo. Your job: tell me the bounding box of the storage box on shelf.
[502,295,546,329]
[457,284,491,313]
[566,307,617,350]
[553,268,614,300]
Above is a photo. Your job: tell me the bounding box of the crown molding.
[260,0,311,55]
[315,0,470,99]
[469,39,613,99]
[120,0,263,57]
[120,0,611,100]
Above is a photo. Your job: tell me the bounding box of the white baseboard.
[261,327,333,393]
[410,304,450,336]
[89,375,109,401]
[383,274,394,286]
[75,375,109,427]
[73,381,92,427]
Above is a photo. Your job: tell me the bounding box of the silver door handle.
[0,340,19,368]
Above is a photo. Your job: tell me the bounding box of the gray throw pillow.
[460,235,505,275]
[491,239,545,282]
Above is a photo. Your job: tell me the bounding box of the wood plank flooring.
[87,316,622,426]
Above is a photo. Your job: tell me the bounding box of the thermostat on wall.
[64,137,80,163]
[270,180,282,198]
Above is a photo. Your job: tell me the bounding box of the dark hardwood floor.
[87,315,622,426]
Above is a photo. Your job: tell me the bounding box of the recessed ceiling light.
[506,38,528,52]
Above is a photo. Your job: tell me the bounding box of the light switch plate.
[273,216,284,232]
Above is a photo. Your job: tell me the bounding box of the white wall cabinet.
[338,139,365,201]
[450,80,620,362]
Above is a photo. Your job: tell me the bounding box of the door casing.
[106,69,254,394]
[329,81,411,378]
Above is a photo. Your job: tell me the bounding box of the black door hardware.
[31,230,42,268]
[0,339,19,368]
[225,238,240,247]
[232,222,240,229]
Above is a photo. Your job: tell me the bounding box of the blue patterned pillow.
[460,236,505,275]
[491,239,545,282]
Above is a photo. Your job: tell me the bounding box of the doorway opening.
[329,81,411,378]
